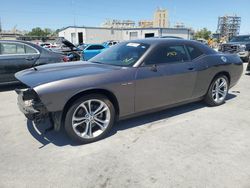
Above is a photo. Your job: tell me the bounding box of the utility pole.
[0,17,2,39]
[71,0,77,44]
[0,17,2,32]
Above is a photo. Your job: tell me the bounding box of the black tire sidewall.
[65,94,115,144]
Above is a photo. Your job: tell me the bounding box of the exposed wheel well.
[205,71,231,96]
[61,89,120,125]
[213,71,231,85]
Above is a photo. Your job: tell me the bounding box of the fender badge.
[221,56,227,63]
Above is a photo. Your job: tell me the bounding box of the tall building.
[216,15,241,40]
[153,8,169,28]
[102,19,135,28]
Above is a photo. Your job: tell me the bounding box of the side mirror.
[150,64,157,72]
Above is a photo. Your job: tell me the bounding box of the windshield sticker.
[127,43,140,47]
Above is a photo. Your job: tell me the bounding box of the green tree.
[194,28,212,40]
[44,28,53,36]
[26,27,53,37]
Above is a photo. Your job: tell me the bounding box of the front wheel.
[204,75,229,106]
[64,94,115,144]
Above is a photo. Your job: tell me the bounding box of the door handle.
[188,67,194,71]
[25,57,35,61]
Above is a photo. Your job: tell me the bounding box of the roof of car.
[127,38,197,45]
[126,38,216,54]
[0,40,35,45]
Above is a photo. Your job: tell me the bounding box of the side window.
[1,43,17,54]
[0,43,27,55]
[186,45,203,60]
[25,45,37,54]
[16,44,25,54]
[145,45,188,65]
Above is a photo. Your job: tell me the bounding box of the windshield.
[230,36,250,42]
[89,42,150,67]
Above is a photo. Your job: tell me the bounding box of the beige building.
[153,8,169,28]
[101,19,135,28]
[138,20,153,28]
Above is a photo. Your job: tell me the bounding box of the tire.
[65,94,115,144]
[204,75,229,106]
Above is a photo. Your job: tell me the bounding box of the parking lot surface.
[0,65,250,188]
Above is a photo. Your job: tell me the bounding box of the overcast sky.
[0,0,249,34]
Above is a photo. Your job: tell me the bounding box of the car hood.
[55,38,77,49]
[15,61,121,88]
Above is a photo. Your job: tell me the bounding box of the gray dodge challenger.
[15,39,243,144]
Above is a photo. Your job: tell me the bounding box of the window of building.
[129,32,138,40]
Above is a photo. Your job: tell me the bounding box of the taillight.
[62,56,69,62]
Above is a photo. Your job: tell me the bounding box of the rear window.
[87,45,105,50]
[186,45,203,60]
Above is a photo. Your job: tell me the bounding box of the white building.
[58,26,194,44]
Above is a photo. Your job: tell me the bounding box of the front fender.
[34,68,137,117]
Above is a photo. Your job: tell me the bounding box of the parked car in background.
[82,44,107,60]
[15,39,243,144]
[219,35,250,62]
[0,40,66,85]
[49,38,82,61]
[103,40,119,47]
[196,38,208,45]
[77,44,88,51]
[40,43,57,49]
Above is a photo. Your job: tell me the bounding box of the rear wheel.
[65,94,115,144]
[204,75,229,106]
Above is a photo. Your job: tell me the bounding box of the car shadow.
[26,93,237,148]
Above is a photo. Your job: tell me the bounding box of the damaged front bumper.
[16,88,48,122]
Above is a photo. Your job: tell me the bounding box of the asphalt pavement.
[0,64,250,188]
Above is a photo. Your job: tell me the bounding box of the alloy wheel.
[212,77,228,103]
[71,99,111,139]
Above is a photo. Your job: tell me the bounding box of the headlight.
[15,88,39,101]
[22,89,39,101]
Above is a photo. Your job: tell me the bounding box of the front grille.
[221,44,239,53]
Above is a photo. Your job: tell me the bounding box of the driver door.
[135,44,197,113]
